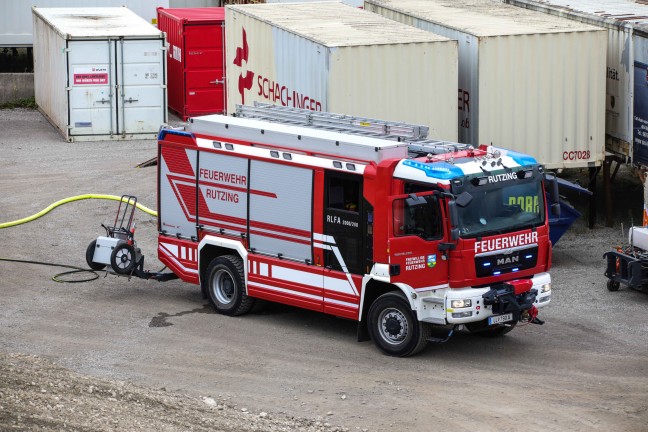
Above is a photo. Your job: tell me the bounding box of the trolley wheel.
[85,240,106,271]
[110,243,137,275]
[466,320,517,337]
[607,280,621,292]
[204,255,254,316]
[367,292,431,357]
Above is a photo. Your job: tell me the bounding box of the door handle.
[124,97,139,103]
[96,97,110,104]
[209,79,224,85]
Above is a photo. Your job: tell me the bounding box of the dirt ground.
[1,108,648,431]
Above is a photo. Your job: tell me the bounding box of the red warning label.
[73,67,108,85]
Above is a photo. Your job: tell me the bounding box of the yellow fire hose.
[0,194,158,229]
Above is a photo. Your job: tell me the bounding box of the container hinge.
[65,87,72,92]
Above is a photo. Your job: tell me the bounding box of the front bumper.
[416,272,551,325]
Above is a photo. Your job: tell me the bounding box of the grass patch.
[0,97,36,109]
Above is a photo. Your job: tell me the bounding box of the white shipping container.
[504,0,648,167]
[366,0,607,169]
[32,7,167,142]
[225,2,459,142]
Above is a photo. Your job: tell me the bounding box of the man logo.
[233,28,254,104]
[497,256,519,265]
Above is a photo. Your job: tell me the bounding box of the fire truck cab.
[157,104,553,357]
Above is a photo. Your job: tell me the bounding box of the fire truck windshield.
[455,178,545,238]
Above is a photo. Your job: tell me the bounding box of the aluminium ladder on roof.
[235,103,473,156]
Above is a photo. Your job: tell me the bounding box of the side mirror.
[551,202,561,218]
[544,172,561,218]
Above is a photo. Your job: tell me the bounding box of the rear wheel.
[85,240,105,271]
[205,255,254,316]
[110,243,137,275]
[367,292,431,357]
[466,319,517,337]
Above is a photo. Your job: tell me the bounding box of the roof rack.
[235,103,473,157]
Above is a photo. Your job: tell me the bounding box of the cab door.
[388,192,450,290]
[322,172,364,318]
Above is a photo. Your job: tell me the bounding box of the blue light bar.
[483,262,491,267]
[512,268,519,272]
[402,160,464,180]
[504,149,537,167]
[525,255,533,259]
[493,271,501,275]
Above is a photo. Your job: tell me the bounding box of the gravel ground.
[0,352,348,431]
[1,108,648,431]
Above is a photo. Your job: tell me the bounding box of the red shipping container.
[157,7,226,120]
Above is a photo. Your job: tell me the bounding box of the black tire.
[367,292,431,357]
[110,243,137,275]
[466,319,517,337]
[85,240,106,271]
[607,280,621,292]
[204,255,254,316]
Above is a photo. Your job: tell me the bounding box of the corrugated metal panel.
[33,11,68,133]
[2,1,169,47]
[506,0,648,29]
[33,7,164,39]
[327,42,458,140]
[366,0,597,37]
[503,0,648,166]
[158,7,226,120]
[225,2,458,141]
[367,0,607,169]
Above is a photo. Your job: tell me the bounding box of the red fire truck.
[156,104,555,356]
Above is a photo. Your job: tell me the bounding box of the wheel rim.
[212,268,235,305]
[114,247,132,270]
[377,307,409,345]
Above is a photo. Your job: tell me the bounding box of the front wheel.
[607,280,620,292]
[204,255,254,316]
[367,292,431,357]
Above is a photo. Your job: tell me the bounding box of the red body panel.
[157,8,226,120]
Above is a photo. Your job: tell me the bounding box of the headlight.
[541,283,551,293]
[451,299,472,308]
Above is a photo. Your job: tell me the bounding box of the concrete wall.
[0,73,34,104]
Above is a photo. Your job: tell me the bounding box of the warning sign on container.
[73,67,109,85]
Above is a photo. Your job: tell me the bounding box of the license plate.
[488,313,513,325]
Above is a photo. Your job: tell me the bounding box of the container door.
[184,22,226,117]
[67,40,116,137]
[116,39,166,135]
